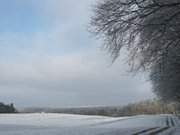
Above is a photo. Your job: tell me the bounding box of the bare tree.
[91,0,180,103]
[91,0,180,71]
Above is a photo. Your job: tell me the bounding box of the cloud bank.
[0,0,154,108]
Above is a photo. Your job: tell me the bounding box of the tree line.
[21,99,180,117]
[0,102,17,113]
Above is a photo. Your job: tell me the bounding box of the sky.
[0,0,154,108]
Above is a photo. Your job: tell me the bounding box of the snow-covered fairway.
[0,113,179,135]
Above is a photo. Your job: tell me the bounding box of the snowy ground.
[0,113,179,135]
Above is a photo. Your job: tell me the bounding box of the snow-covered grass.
[0,113,127,127]
[0,113,179,135]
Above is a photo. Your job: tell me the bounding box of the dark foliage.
[0,102,17,113]
[150,47,180,102]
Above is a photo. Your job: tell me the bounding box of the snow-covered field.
[0,113,179,135]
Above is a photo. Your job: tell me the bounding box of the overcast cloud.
[0,0,154,108]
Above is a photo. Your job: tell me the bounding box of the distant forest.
[21,99,180,117]
[0,102,17,113]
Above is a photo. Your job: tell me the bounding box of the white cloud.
[0,49,154,107]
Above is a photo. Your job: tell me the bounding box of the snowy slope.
[0,113,179,135]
